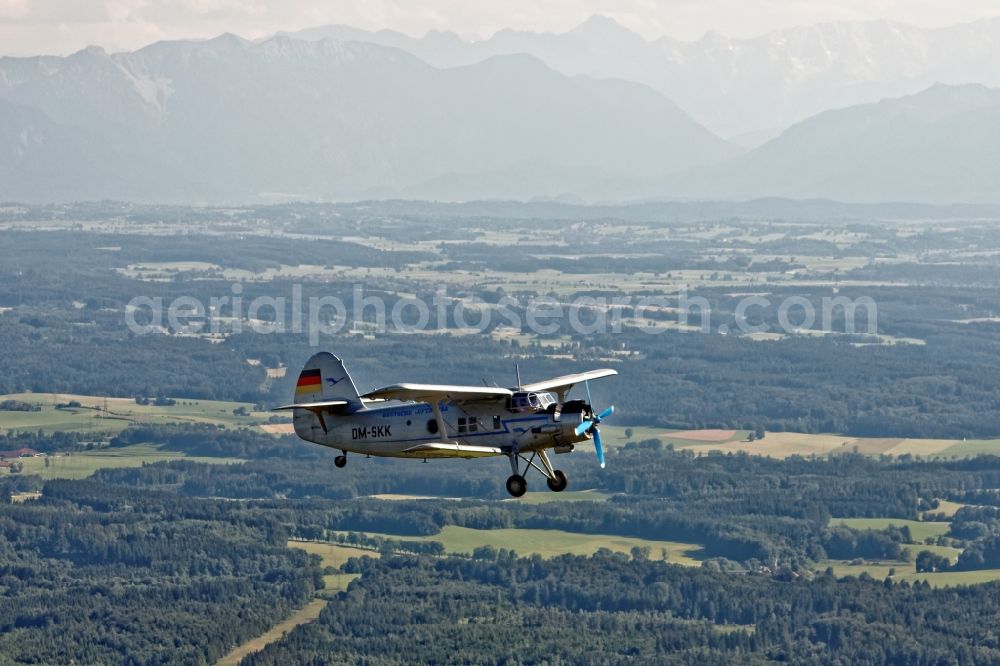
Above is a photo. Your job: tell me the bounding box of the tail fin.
[295,352,362,406]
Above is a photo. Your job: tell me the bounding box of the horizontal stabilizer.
[273,400,349,411]
[401,442,505,459]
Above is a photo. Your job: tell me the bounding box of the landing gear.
[505,474,527,497]
[334,454,347,468]
[505,448,569,497]
[546,470,568,492]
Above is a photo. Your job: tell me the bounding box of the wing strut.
[430,400,450,443]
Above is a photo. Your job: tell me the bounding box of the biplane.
[277,352,616,497]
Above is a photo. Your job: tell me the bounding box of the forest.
[0,477,322,665]
[243,553,1000,665]
[93,437,1000,572]
[3,439,999,662]
[5,202,1000,663]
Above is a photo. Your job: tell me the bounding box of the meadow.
[14,444,243,480]
[599,426,1000,460]
[823,561,1000,588]
[0,392,273,435]
[832,518,952,543]
[332,525,705,565]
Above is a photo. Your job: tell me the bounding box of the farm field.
[288,541,378,569]
[333,525,705,565]
[832,518,951,543]
[925,500,971,518]
[285,542,366,597]
[823,561,1000,588]
[13,444,243,480]
[600,425,749,449]
[898,544,964,561]
[364,490,613,504]
[654,430,1000,459]
[0,392,273,434]
[512,489,614,504]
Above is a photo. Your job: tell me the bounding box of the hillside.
[0,35,735,203]
[666,83,1000,203]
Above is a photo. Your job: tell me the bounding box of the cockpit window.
[509,392,556,413]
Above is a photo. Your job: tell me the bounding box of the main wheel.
[334,455,347,468]
[546,470,568,492]
[505,474,527,498]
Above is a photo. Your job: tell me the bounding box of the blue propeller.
[574,380,614,468]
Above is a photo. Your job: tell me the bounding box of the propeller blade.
[585,379,593,407]
[575,420,595,437]
[593,427,605,468]
[596,405,614,421]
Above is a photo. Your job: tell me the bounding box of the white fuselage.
[293,399,591,458]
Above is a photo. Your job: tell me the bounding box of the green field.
[939,439,1000,457]
[925,500,970,518]
[288,541,379,569]
[599,427,1000,460]
[287,542,368,597]
[333,525,705,565]
[12,443,243,480]
[902,543,964,561]
[832,518,951,542]
[824,561,1000,588]
[0,392,274,435]
[599,425,749,449]
[513,489,614,504]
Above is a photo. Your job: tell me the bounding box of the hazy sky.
[2,0,1000,56]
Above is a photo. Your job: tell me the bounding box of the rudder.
[294,352,362,406]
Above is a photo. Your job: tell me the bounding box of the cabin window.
[468,417,478,433]
[427,419,438,434]
[457,417,467,434]
[493,415,502,430]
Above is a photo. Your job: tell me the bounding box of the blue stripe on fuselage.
[351,402,550,445]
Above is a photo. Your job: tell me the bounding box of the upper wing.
[361,383,512,404]
[520,369,618,395]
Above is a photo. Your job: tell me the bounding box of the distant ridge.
[662,84,1000,204]
[286,16,1000,139]
[0,34,735,203]
[3,20,1000,204]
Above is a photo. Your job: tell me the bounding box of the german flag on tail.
[295,368,322,398]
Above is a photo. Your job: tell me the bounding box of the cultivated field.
[512,489,614,504]
[832,518,952,543]
[364,490,613,504]
[13,444,243,480]
[0,392,273,434]
[289,541,378,569]
[333,525,705,565]
[823,561,1000,588]
[601,426,1000,459]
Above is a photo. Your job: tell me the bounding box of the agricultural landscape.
[2,200,1000,662]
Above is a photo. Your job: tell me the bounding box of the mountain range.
[1,17,999,204]
[665,83,1000,204]
[0,35,734,202]
[286,16,1000,141]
